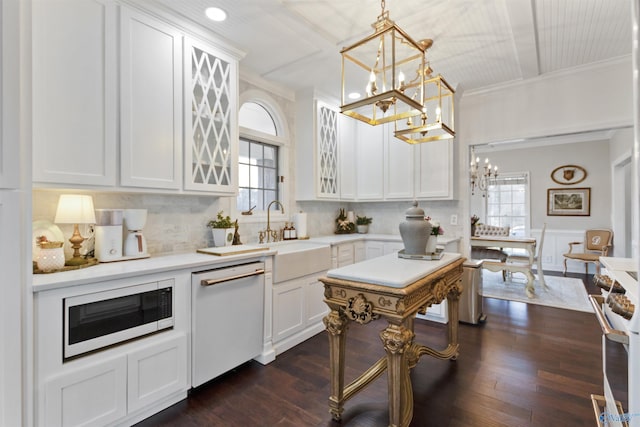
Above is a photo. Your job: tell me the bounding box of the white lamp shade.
[54,195,96,224]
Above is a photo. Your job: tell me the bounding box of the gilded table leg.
[380,322,414,427]
[446,283,461,360]
[323,309,348,421]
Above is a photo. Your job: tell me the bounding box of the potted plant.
[207,211,235,247]
[356,215,373,234]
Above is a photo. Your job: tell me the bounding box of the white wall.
[472,139,612,230]
[459,57,633,145]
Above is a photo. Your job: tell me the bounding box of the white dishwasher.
[191,261,265,387]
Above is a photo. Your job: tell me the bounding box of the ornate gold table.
[318,253,465,427]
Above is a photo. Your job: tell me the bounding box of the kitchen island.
[318,252,464,427]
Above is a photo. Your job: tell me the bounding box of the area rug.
[480,270,593,313]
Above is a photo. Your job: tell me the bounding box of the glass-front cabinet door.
[316,101,339,199]
[184,37,238,193]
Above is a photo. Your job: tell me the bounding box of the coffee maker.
[123,209,148,258]
[94,209,124,262]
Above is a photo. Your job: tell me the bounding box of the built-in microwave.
[63,280,174,359]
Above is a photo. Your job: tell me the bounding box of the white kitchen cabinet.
[355,121,384,200]
[365,241,384,260]
[414,139,454,200]
[127,334,187,413]
[383,241,405,254]
[272,272,328,354]
[330,242,356,268]
[32,0,117,187]
[44,355,127,427]
[384,130,415,199]
[354,240,366,263]
[273,278,305,343]
[42,333,187,427]
[338,114,356,200]
[296,91,349,200]
[183,37,238,194]
[120,8,182,190]
[316,101,340,198]
[306,276,329,326]
[35,270,190,427]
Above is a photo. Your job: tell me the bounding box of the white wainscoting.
[531,228,596,274]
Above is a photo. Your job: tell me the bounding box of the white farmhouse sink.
[268,240,331,283]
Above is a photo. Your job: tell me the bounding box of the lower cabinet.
[354,241,366,263]
[44,356,127,427]
[127,334,188,413]
[42,333,187,427]
[331,242,357,268]
[272,272,328,355]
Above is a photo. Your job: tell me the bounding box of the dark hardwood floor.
[136,272,603,427]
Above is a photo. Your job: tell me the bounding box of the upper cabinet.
[183,37,238,194]
[414,139,454,200]
[32,2,240,195]
[315,101,339,199]
[296,94,456,202]
[32,0,117,187]
[120,9,182,190]
[296,91,345,200]
[355,121,384,200]
[338,114,356,200]
[384,126,414,200]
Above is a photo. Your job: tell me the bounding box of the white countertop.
[32,234,462,292]
[326,252,462,288]
[32,249,276,292]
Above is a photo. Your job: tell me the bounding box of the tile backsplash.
[33,190,462,257]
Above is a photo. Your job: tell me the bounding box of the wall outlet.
[450,214,458,226]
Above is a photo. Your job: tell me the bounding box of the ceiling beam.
[504,0,540,80]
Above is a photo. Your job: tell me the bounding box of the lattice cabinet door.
[184,37,238,193]
[316,101,339,198]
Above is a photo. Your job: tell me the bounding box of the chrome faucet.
[266,200,284,243]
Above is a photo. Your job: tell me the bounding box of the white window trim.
[484,171,531,235]
[235,91,290,225]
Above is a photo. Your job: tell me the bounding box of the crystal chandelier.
[469,149,498,197]
[339,0,455,144]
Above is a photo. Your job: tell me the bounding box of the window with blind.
[486,173,529,236]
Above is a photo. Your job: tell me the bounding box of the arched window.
[239,102,277,136]
[237,99,286,213]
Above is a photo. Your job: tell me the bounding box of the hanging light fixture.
[339,1,455,144]
[469,148,499,197]
[393,61,456,144]
[340,0,427,126]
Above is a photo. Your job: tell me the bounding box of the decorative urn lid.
[405,201,425,218]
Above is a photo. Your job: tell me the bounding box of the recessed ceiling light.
[348,92,361,100]
[205,7,227,22]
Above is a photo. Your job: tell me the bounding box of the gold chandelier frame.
[339,0,455,144]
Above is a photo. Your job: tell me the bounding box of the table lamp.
[54,194,96,266]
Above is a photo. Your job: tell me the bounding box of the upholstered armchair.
[562,229,613,275]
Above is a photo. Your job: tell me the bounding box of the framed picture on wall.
[547,187,591,216]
